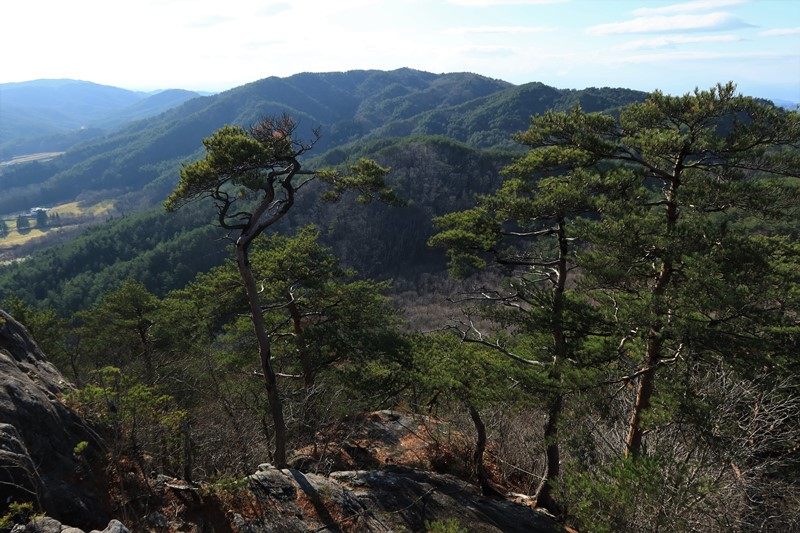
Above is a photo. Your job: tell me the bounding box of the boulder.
[0,310,108,528]
[289,410,476,479]
[124,465,562,532]
[10,517,129,533]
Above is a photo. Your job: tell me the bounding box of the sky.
[1,0,799,101]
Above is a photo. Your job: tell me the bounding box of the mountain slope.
[0,70,650,311]
[0,80,201,159]
[0,69,643,216]
[88,88,201,130]
[0,79,144,141]
[0,136,512,311]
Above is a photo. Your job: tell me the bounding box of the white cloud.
[632,0,747,17]
[443,25,555,35]
[613,33,742,51]
[608,50,793,65]
[760,27,800,37]
[588,12,751,35]
[447,0,567,6]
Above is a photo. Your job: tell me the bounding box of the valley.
[0,199,115,261]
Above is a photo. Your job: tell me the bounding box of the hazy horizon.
[3,68,798,106]
[2,0,799,101]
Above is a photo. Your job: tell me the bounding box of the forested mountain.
[0,79,143,140]
[0,79,200,158]
[0,69,647,311]
[92,89,201,130]
[0,136,512,311]
[0,69,644,216]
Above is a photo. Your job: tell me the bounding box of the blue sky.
[2,0,798,101]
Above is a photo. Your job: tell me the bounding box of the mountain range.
[0,69,645,215]
[0,68,650,309]
[0,79,201,158]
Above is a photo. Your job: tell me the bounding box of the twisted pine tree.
[166,116,397,467]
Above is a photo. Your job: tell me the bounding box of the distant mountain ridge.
[0,69,646,217]
[0,79,201,155]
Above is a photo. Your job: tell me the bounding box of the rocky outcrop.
[11,517,128,533]
[0,312,562,532]
[0,310,108,528]
[113,464,561,532]
[247,463,560,532]
[105,411,560,532]
[289,410,478,480]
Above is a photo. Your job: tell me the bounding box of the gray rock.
[230,464,561,532]
[0,422,39,502]
[7,516,130,533]
[248,466,297,501]
[0,310,108,528]
[88,519,129,533]
[144,512,168,530]
[14,516,62,533]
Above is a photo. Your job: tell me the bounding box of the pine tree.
[430,160,603,514]
[35,209,48,229]
[431,83,800,515]
[513,82,800,457]
[16,214,29,232]
[165,116,398,467]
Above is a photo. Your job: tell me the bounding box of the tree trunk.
[467,402,498,497]
[624,329,663,457]
[625,152,683,458]
[136,309,154,385]
[535,393,563,514]
[286,292,321,443]
[236,243,288,467]
[534,216,566,516]
[181,418,192,483]
[286,293,315,388]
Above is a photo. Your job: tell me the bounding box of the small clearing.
[0,199,115,251]
[49,200,115,217]
[0,152,65,166]
[0,227,47,247]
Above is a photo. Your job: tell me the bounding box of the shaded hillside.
[0,69,644,216]
[0,136,510,312]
